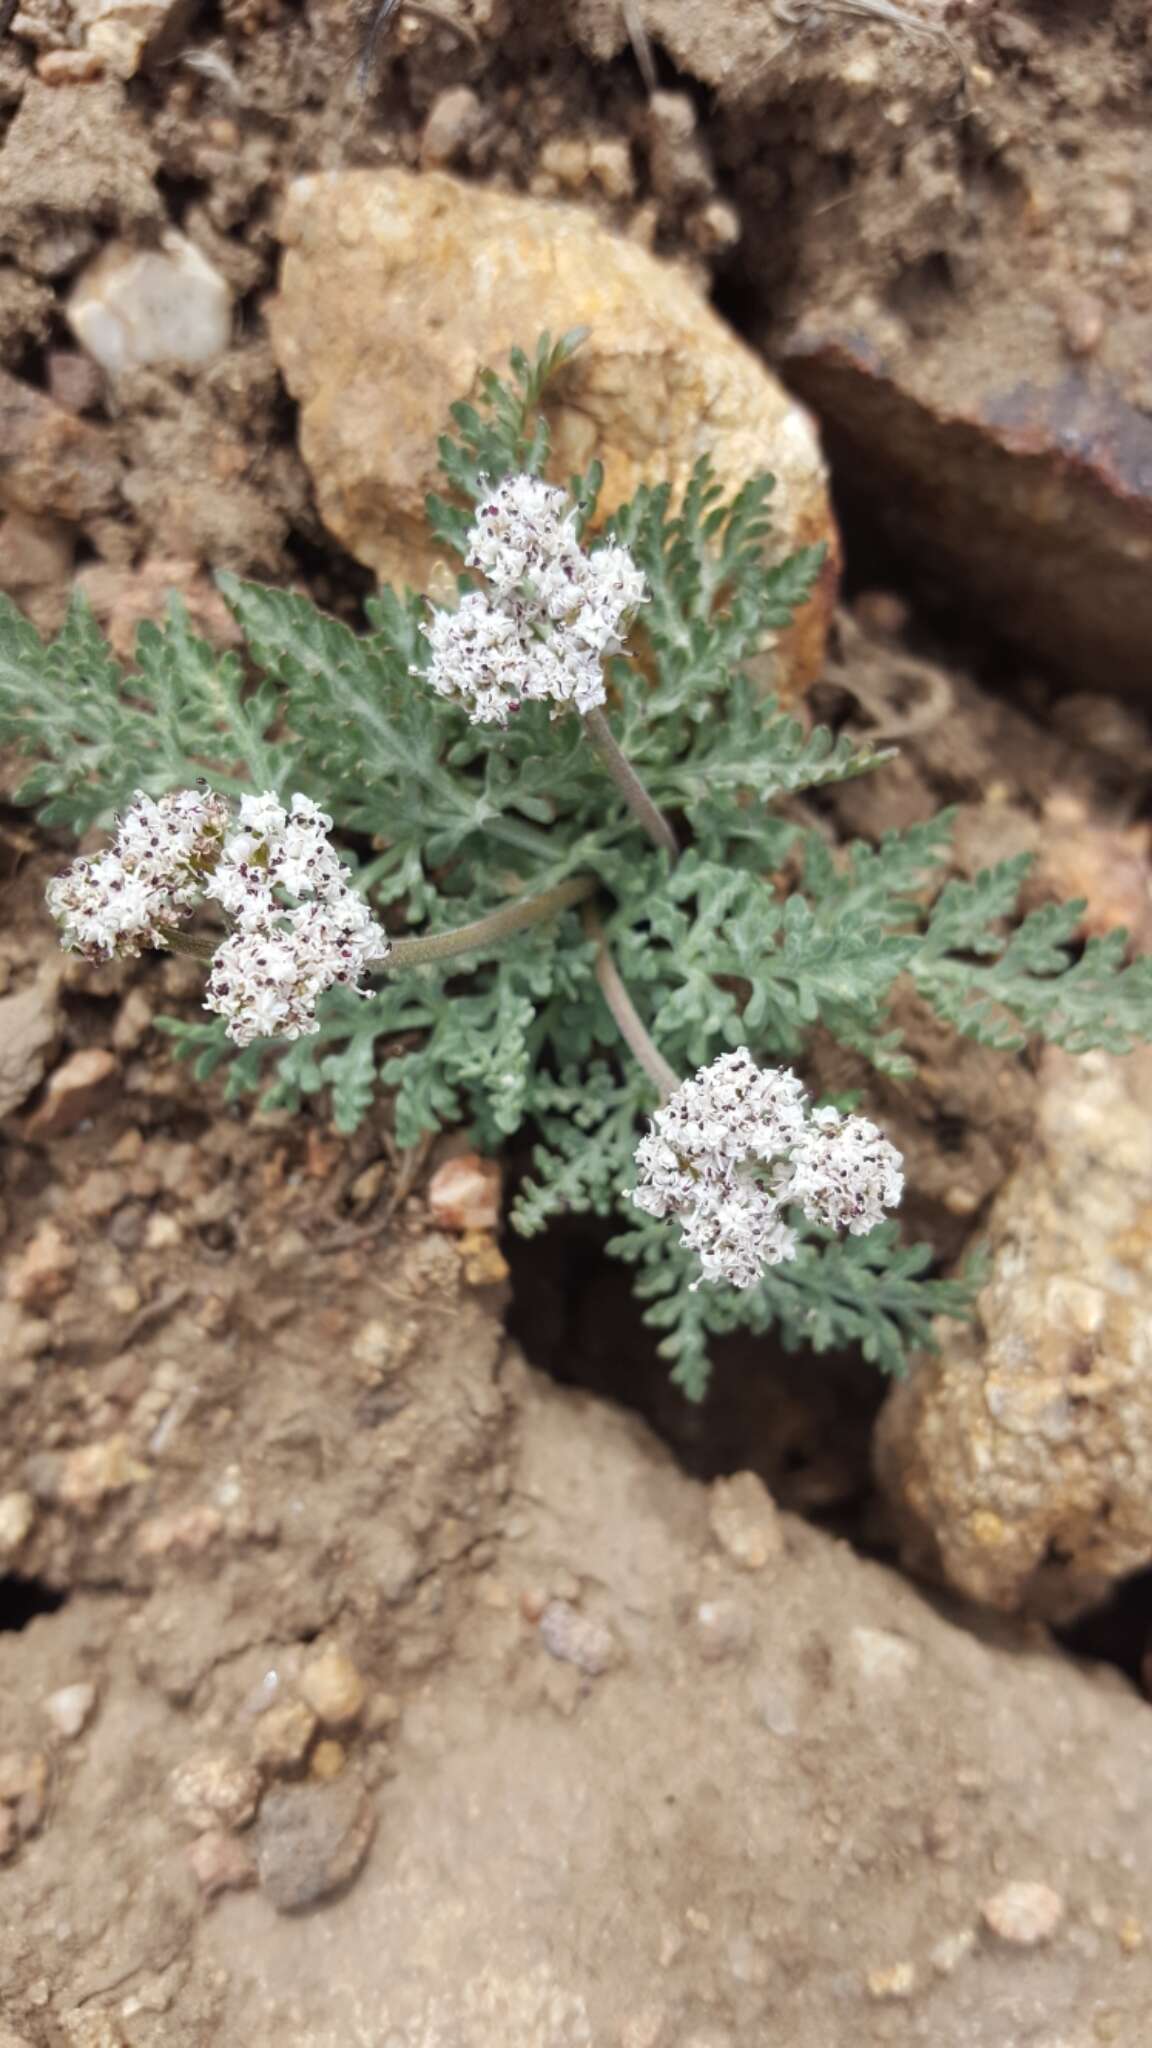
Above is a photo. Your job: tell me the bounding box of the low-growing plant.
[4,331,1150,1396]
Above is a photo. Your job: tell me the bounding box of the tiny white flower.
[631,1046,903,1291]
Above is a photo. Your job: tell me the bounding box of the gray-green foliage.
[3,330,1149,1397]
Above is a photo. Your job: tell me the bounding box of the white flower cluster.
[201,793,388,1046]
[47,789,389,1048]
[45,788,230,960]
[631,1047,904,1290]
[422,474,647,726]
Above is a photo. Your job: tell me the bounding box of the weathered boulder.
[270,169,838,694]
[876,1044,1152,1619]
[782,337,1152,698]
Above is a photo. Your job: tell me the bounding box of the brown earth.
[3,1,1152,2041]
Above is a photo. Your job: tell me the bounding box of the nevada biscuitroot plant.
[4,333,1150,1395]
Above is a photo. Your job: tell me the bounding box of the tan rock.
[0,510,74,595]
[0,1749,49,1835]
[310,1738,346,1782]
[708,1471,784,1572]
[58,1434,148,1513]
[26,1047,119,1137]
[298,1645,367,1730]
[169,1754,262,1833]
[184,1827,257,1899]
[251,1699,318,1777]
[270,170,838,696]
[0,969,61,1120]
[427,1154,502,1234]
[876,1045,1152,1618]
[0,368,122,522]
[6,1219,76,1310]
[135,1504,224,1559]
[0,1491,36,1559]
[981,1880,1064,1947]
[458,1229,511,1288]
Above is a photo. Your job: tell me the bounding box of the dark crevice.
[504,1206,882,1532]
[0,1574,67,1634]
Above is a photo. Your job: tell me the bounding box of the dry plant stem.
[388,873,597,968]
[582,902,680,1103]
[581,706,680,862]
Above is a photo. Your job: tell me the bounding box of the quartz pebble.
[44,1682,97,1740]
[68,232,232,376]
[981,1880,1065,1946]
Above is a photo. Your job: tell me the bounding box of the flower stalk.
[582,902,680,1100]
[389,874,597,968]
[581,705,679,863]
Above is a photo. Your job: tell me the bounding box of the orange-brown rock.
[270,170,839,698]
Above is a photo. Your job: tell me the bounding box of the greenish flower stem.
[388,873,597,968]
[581,705,679,863]
[157,924,217,960]
[582,902,680,1103]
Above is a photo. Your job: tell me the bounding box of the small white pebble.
[44,1681,97,1741]
[982,1880,1065,1946]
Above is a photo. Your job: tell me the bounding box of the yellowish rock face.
[270,169,839,698]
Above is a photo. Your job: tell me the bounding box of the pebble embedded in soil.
[708,1473,784,1572]
[692,1596,753,1663]
[26,1047,119,1137]
[44,1682,98,1740]
[67,233,232,377]
[6,1220,77,1310]
[251,1699,318,1776]
[538,1599,618,1677]
[420,85,484,168]
[254,1776,377,1914]
[57,1435,148,1514]
[865,1961,917,2000]
[0,1491,36,1559]
[0,970,61,1118]
[169,1755,262,1834]
[0,1750,49,1837]
[298,1645,367,1730]
[310,1739,346,1781]
[981,1880,1065,1946]
[185,1829,257,1901]
[426,1154,502,1234]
